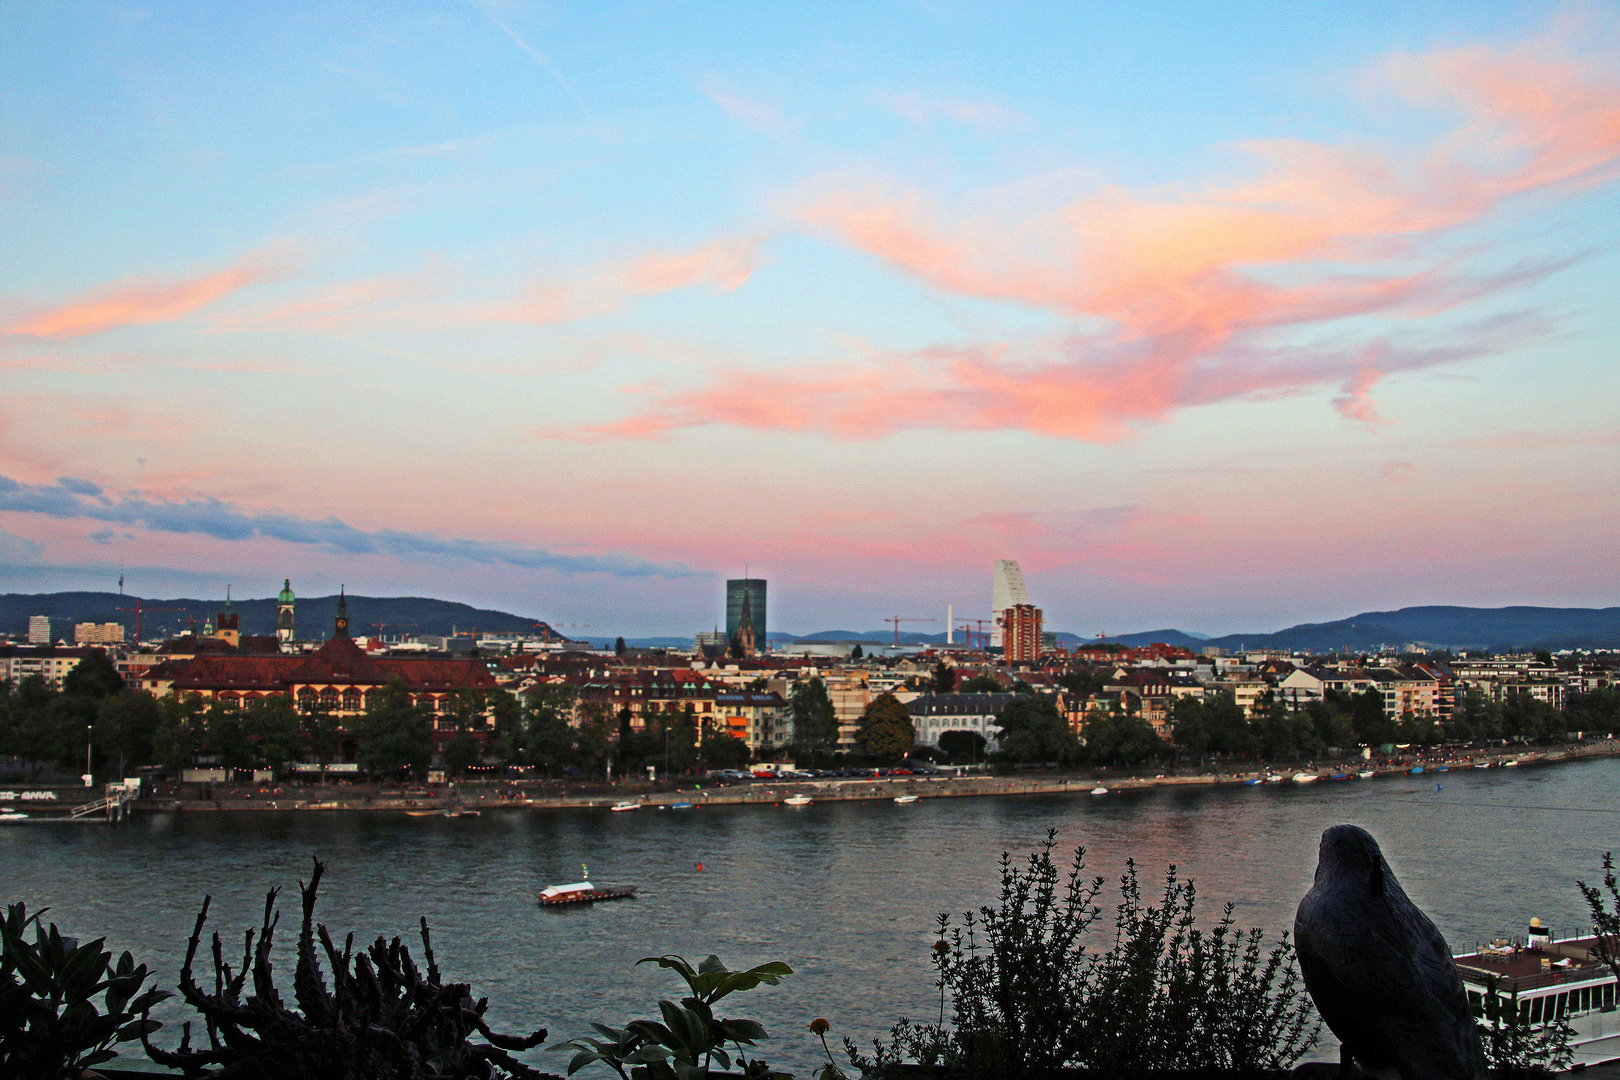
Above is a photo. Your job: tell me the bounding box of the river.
[4,757,1617,1075]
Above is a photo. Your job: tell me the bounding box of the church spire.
[334,585,349,638]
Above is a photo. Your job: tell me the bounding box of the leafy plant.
[1577,850,1620,980]
[1475,976,1575,1078]
[557,952,792,1080]
[0,901,169,1080]
[142,858,547,1079]
[848,831,1317,1078]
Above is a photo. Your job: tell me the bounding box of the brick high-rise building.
[73,622,126,645]
[999,603,1043,664]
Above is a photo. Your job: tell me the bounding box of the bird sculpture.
[1294,825,1487,1080]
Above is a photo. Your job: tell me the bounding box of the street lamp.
[83,724,93,787]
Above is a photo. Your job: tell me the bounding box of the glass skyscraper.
[725,578,767,653]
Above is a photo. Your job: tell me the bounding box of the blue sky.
[1,0,1617,636]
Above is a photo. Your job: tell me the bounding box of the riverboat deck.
[537,885,637,906]
[1454,932,1619,1066]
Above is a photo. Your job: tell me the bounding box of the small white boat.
[1357,770,1375,779]
[783,794,813,807]
[1474,762,1491,769]
[1263,774,1285,784]
[893,794,918,804]
[0,809,29,823]
[1502,759,1519,767]
[1291,772,1318,784]
[1090,786,1108,795]
[610,801,640,812]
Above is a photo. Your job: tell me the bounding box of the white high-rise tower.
[992,559,1028,614]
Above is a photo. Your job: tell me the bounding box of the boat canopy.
[540,881,594,898]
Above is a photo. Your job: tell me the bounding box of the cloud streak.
[564,30,1620,443]
[5,249,289,339]
[216,236,767,333]
[0,475,698,579]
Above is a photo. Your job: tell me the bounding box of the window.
[1530,997,1542,1024]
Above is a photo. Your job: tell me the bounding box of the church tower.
[214,586,240,649]
[735,586,757,657]
[334,586,349,638]
[276,579,296,646]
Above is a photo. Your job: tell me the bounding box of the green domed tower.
[276,578,296,646]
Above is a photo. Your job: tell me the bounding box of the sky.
[1,0,1618,638]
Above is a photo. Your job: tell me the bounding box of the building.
[713,691,789,751]
[27,615,50,644]
[161,592,500,761]
[991,559,1028,614]
[74,622,126,645]
[999,603,1043,664]
[276,579,296,645]
[0,645,95,690]
[907,693,1013,751]
[725,578,766,656]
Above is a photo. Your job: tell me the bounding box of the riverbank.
[82,738,1617,816]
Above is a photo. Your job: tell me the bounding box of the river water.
[4,757,1617,1075]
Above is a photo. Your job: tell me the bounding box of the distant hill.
[1090,606,1620,653]
[0,592,574,642]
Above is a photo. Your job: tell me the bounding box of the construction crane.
[371,622,415,643]
[114,599,187,644]
[884,616,936,647]
[955,618,995,652]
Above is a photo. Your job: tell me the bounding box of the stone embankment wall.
[114,740,1620,814]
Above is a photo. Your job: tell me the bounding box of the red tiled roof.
[168,635,497,694]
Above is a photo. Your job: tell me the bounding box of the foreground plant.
[848,830,1318,1078]
[557,952,792,1079]
[1578,850,1620,979]
[142,858,548,1079]
[1475,975,1575,1078]
[0,901,169,1080]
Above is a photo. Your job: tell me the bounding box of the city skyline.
[3,2,1619,637]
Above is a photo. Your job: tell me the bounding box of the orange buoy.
[696,861,704,871]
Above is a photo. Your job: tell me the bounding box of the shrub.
[0,902,169,1080]
[1475,976,1574,1078]
[557,952,792,1079]
[142,858,547,1079]
[848,830,1318,1078]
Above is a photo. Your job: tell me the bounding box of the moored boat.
[1243,778,1263,786]
[1455,920,1620,1067]
[1357,770,1375,779]
[610,801,640,812]
[1410,766,1425,775]
[783,794,813,806]
[1502,759,1519,767]
[1090,786,1108,795]
[0,809,29,823]
[666,801,696,810]
[893,794,918,804]
[1291,772,1318,784]
[403,809,439,817]
[537,881,638,906]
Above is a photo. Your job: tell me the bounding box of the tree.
[353,677,433,778]
[614,636,627,656]
[937,729,986,760]
[700,721,750,769]
[850,643,864,660]
[63,650,124,699]
[932,661,958,694]
[154,694,208,773]
[790,677,839,749]
[206,701,255,773]
[442,732,481,776]
[242,696,301,772]
[959,673,1003,693]
[300,701,342,770]
[856,692,915,759]
[997,696,1079,764]
[93,690,160,778]
[525,684,579,773]
[1082,711,1167,766]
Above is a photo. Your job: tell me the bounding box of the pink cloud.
[6,250,288,339]
[217,237,767,334]
[564,31,1619,443]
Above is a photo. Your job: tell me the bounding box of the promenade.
[92,738,1619,816]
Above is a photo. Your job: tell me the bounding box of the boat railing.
[1458,964,1616,993]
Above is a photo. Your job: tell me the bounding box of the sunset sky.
[2,1,1617,637]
